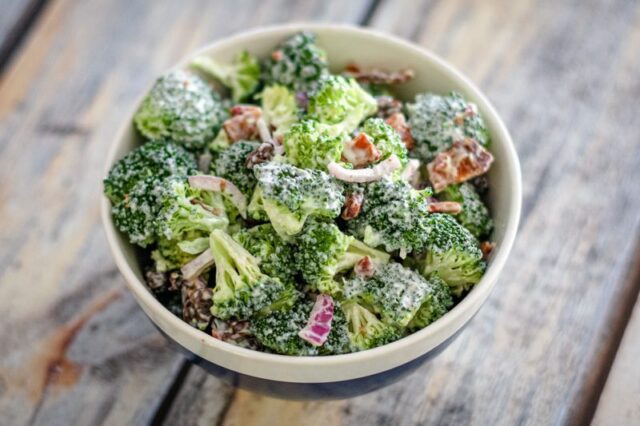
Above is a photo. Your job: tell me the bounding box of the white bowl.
[101,23,521,399]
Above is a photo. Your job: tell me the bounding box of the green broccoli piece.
[208,128,231,154]
[360,117,409,167]
[407,91,490,161]
[419,213,486,296]
[249,162,345,238]
[260,84,299,137]
[307,75,377,136]
[211,140,260,195]
[346,177,432,256]
[283,120,344,170]
[133,70,227,151]
[295,220,389,296]
[151,234,209,272]
[407,273,453,330]
[263,32,329,93]
[191,50,261,102]
[342,300,400,351]
[251,298,351,356]
[440,183,493,238]
[233,224,297,285]
[344,263,451,328]
[103,141,197,247]
[208,229,297,319]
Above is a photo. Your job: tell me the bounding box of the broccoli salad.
[104,32,496,356]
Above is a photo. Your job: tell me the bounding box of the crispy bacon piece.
[246,142,275,168]
[343,132,381,168]
[341,192,364,220]
[481,241,495,258]
[354,256,376,278]
[223,105,262,142]
[376,96,403,118]
[385,112,414,150]
[344,63,415,85]
[427,201,462,214]
[427,138,494,193]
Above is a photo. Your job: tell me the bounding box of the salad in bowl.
[102,25,519,398]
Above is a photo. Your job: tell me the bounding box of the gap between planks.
[0,0,50,76]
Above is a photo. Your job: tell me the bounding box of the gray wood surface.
[0,0,47,72]
[0,0,373,424]
[1,0,640,425]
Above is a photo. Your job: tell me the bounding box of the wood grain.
[0,0,374,424]
[0,0,48,73]
[161,0,640,425]
[592,250,640,426]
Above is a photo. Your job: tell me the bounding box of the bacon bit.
[376,96,403,119]
[354,256,376,278]
[480,241,495,258]
[328,155,402,183]
[188,175,247,218]
[343,132,381,168]
[341,192,364,220]
[223,105,262,142]
[246,142,275,168]
[181,249,215,281]
[344,63,415,85]
[427,201,463,214]
[427,138,494,193]
[271,50,284,62]
[298,294,335,347]
[385,112,414,150]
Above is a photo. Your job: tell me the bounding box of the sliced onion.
[188,175,247,219]
[327,155,402,183]
[257,118,273,144]
[181,248,214,281]
[298,294,334,347]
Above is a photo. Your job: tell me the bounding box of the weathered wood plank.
[0,0,374,424]
[0,0,48,73]
[162,0,640,425]
[592,252,640,426]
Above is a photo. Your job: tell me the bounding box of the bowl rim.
[101,22,522,383]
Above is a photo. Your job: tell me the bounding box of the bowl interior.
[103,24,520,383]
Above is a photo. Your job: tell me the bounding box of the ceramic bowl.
[101,23,521,400]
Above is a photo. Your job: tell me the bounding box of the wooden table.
[1,0,639,424]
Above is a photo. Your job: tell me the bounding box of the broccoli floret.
[208,229,297,319]
[283,120,344,170]
[295,220,389,296]
[251,298,351,356]
[440,183,493,238]
[103,141,197,247]
[191,50,261,102]
[407,92,490,160]
[263,32,329,93]
[151,234,209,272]
[233,224,297,285]
[211,140,260,195]
[249,162,344,238]
[307,75,377,136]
[346,177,432,256]
[360,117,408,167]
[133,70,227,150]
[407,273,453,330]
[344,263,451,328]
[342,300,400,351]
[419,213,486,296]
[208,128,231,154]
[260,84,299,137]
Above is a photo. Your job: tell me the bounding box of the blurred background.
[0,0,639,425]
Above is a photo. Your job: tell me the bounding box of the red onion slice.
[327,154,402,183]
[181,248,214,281]
[188,175,247,219]
[298,294,335,347]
